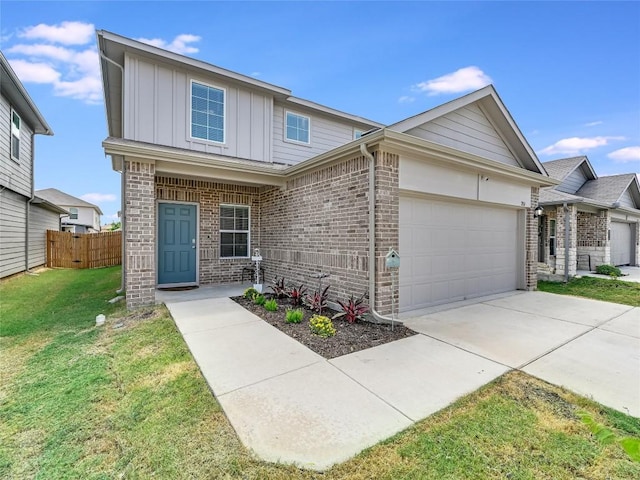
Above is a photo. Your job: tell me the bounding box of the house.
[35,188,102,233]
[538,156,640,275]
[97,30,555,311]
[0,52,65,279]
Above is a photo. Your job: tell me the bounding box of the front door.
[158,203,197,285]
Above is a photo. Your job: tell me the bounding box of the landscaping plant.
[243,287,259,300]
[253,294,266,306]
[309,314,336,338]
[304,285,330,314]
[264,298,278,312]
[285,308,304,324]
[269,276,287,298]
[287,284,307,306]
[333,293,369,323]
[595,264,622,277]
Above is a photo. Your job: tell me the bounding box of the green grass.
[538,276,640,307]
[1,268,639,479]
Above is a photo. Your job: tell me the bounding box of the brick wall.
[156,176,261,285]
[576,210,610,269]
[526,187,539,289]
[124,160,156,309]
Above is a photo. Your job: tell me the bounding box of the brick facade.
[525,187,539,289]
[576,210,610,269]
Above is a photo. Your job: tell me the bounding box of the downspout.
[25,132,36,274]
[99,48,126,294]
[360,143,395,323]
[563,202,569,283]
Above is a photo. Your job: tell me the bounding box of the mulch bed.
[232,295,416,359]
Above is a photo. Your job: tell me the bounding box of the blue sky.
[2,1,639,224]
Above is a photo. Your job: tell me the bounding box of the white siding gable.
[404,104,520,167]
[556,166,588,194]
[619,189,637,209]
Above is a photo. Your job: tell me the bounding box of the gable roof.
[0,52,53,135]
[575,174,640,208]
[35,188,104,215]
[386,85,545,175]
[542,156,597,182]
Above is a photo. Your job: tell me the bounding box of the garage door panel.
[400,196,519,311]
[611,222,632,266]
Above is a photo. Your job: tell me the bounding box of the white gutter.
[360,143,395,324]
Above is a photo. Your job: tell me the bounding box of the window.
[220,205,249,258]
[191,81,225,143]
[549,219,556,256]
[69,207,78,220]
[285,112,310,144]
[10,110,20,161]
[354,129,364,140]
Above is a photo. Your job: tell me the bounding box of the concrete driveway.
[403,291,639,417]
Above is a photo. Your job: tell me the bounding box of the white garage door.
[611,222,632,266]
[400,196,520,312]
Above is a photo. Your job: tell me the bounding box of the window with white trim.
[69,207,78,220]
[549,219,556,256]
[220,205,249,258]
[191,81,225,143]
[10,110,20,161]
[285,112,310,144]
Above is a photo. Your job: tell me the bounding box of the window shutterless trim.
[284,111,311,145]
[189,79,226,145]
[219,204,250,259]
[10,109,21,162]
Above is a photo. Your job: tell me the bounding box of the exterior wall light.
[534,205,544,218]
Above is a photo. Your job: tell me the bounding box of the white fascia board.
[285,96,384,128]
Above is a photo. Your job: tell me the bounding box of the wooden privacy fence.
[47,230,122,269]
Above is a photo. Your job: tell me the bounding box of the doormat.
[157,286,199,292]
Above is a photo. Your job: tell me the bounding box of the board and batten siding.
[404,104,520,168]
[28,204,60,268]
[272,103,360,165]
[557,167,587,194]
[124,54,272,162]
[0,94,34,198]
[619,189,637,209]
[0,189,27,278]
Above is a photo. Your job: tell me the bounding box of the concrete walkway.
[577,265,640,283]
[164,288,639,471]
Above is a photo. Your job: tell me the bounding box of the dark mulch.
[232,295,417,359]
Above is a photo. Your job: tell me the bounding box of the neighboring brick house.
[98,30,554,311]
[538,156,640,276]
[0,52,65,279]
[35,188,103,233]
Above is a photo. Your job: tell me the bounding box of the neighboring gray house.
[98,30,554,310]
[36,188,103,233]
[538,156,640,275]
[0,52,64,279]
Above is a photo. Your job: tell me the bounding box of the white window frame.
[10,109,20,162]
[284,111,311,145]
[69,207,79,220]
[354,129,364,140]
[219,204,250,259]
[549,219,556,256]
[189,79,226,144]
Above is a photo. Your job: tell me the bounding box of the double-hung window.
[220,205,249,258]
[10,110,20,161]
[191,81,225,143]
[285,112,310,144]
[549,219,556,256]
[69,207,78,220]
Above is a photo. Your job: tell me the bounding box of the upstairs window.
[191,81,225,143]
[10,110,20,161]
[69,207,78,220]
[220,205,249,258]
[285,112,310,144]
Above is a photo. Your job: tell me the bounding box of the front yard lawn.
[538,276,640,307]
[1,267,639,479]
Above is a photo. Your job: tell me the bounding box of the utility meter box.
[385,248,400,269]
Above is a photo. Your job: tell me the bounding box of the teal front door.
[158,203,197,285]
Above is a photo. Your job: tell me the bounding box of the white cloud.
[413,66,492,96]
[250,71,261,77]
[137,33,201,54]
[538,136,626,156]
[398,95,416,104]
[81,193,117,203]
[584,121,603,127]
[19,21,94,45]
[608,146,640,163]
[7,59,60,83]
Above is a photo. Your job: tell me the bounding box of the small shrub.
[309,315,336,338]
[287,284,307,306]
[243,287,259,300]
[595,264,622,277]
[253,294,266,306]
[333,293,369,324]
[270,277,287,299]
[304,285,330,314]
[264,299,278,312]
[285,308,304,324]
